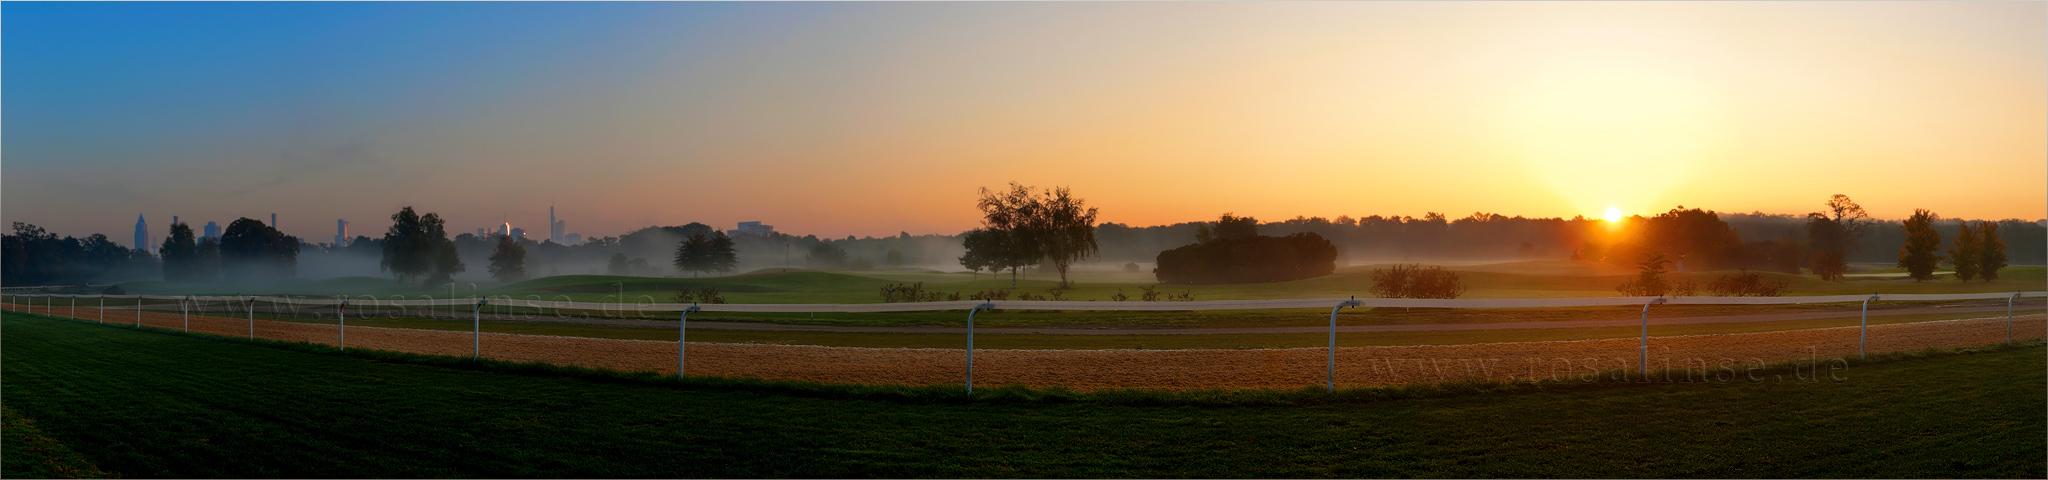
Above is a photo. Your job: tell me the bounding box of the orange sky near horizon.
[4,2,2042,240]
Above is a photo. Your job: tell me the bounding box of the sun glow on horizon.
[1603,207,1624,223]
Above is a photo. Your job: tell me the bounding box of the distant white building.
[735,221,775,236]
[564,233,583,245]
[334,219,349,247]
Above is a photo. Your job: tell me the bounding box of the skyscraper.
[335,219,349,247]
[271,213,277,228]
[134,215,148,251]
[549,205,565,244]
[203,221,221,240]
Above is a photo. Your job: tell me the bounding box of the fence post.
[1861,294,1878,358]
[340,298,350,351]
[678,305,700,378]
[2010,292,2021,345]
[473,298,488,360]
[1329,298,1362,392]
[1640,297,1666,374]
[71,296,76,318]
[967,302,993,394]
[136,296,142,326]
[246,296,256,339]
[183,296,191,332]
[99,295,105,323]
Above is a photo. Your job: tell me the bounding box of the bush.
[672,286,727,304]
[1153,232,1337,284]
[1368,264,1467,299]
[1706,270,1789,297]
[1123,262,1140,273]
[880,282,961,302]
[847,257,875,271]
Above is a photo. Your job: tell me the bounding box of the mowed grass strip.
[1,405,115,479]
[4,313,2043,478]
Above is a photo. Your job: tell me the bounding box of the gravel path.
[13,304,2042,391]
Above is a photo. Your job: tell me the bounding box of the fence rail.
[9,291,2046,311]
[6,291,2043,393]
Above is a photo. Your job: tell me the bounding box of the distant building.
[564,233,583,245]
[735,221,775,236]
[271,213,277,228]
[334,219,349,247]
[510,227,526,241]
[499,222,512,238]
[549,205,566,244]
[203,221,221,241]
[134,215,149,251]
[476,228,489,238]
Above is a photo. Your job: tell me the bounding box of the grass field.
[112,261,2048,305]
[3,312,2042,478]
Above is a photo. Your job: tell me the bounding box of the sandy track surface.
[12,304,2043,390]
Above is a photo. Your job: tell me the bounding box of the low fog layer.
[8,213,2046,287]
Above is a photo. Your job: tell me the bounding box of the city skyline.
[4,2,2044,241]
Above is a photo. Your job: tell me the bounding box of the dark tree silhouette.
[1946,221,1981,282]
[1978,221,2008,282]
[1897,209,1943,282]
[489,234,527,282]
[160,222,200,282]
[220,217,301,282]
[1805,194,1871,281]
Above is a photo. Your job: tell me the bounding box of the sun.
[1603,207,1624,223]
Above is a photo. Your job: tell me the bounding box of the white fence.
[7,291,2043,392]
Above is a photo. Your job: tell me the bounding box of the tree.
[958,229,996,280]
[488,234,527,282]
[1978,221,2008,282]
[708,231,738,275]
[1642,207,1742,271]
[1195,213,1259,244]
[1616,252,1672,297]
[885,249,905,268]
[1896,209,1943,282]
[379,207,461,286]
[1154,221,1337,284]
[194,237,222,283]
[806,242,848,270]
[380,207,432,283]
[1805,194,1871,281]
[160,222,199,282]
[673,232,737,277]
[1035,185,1099,288]
[973,183,1048,287]
[608,253,630,275]
[219,217,301,282]
[674,233,711,277]
[1946,221,1981,282]
[969,182,1098,288]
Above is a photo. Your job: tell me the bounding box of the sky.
[5,2,2044,246]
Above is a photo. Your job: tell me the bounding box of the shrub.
[1123,262,1140,273]
[1368,264,1467,299]
[1706,270,1789,297]
[674,286,727,304]
[1153,232,1337,284]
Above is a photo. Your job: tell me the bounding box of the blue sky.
[6,2,2042,245]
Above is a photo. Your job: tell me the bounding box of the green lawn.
[4,312,2042,478]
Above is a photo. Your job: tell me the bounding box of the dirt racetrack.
[13,303,2045,390]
